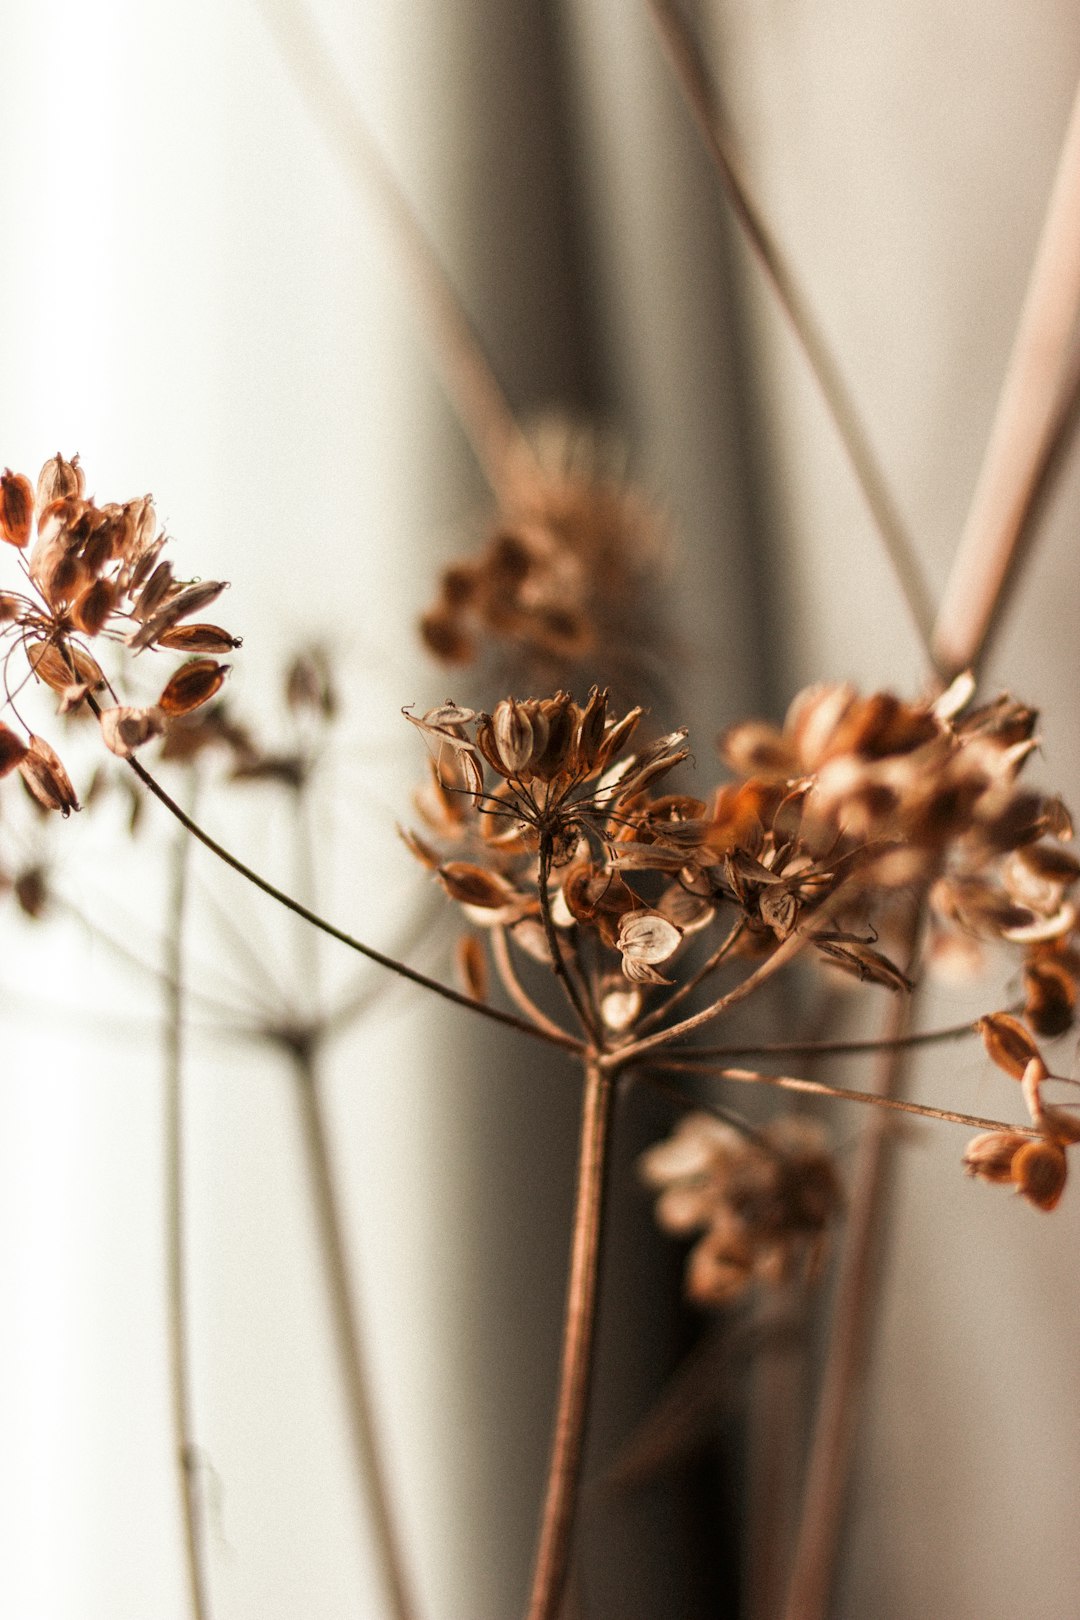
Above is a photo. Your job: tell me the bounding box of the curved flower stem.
[286,1039,418,1620]
[163,782,212,1620]
[114,746,583,1057]
[633,917,745,1036]
[537,837,600,1042]
[612,927,808,1066]
[525,1053,615,1620]
[492,924,574,1044]
[647,0,936,664]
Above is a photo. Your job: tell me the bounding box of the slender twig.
[163,785,212,1620]
[666,1064,1031,1138]
[492,924,574,1044]
[112,744,583,1056]
[537,837,600,1042]
[647,0,936,662]
[933,72,1080,678]
[633,917,744,1036]
[255,0,537,502]
[662,1011,990,1065]
[286,1039,418,1620]
[611,927,808,1067]
[525,1054,615,1620]
[781,927,920,1620]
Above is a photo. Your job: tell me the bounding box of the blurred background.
[3,2,1080,1616]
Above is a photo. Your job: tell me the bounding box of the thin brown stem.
[287,1041,418,1620]
[933,72,1080,678]
[662,1011,990,1065]
[163,786,212,1620]
[255,0,536,502]
[538,837,600,1042]
[781,926,920,1620]
[492,924,574,1044]
[668,1064,1031,1138]
[115,746,584,1057]
[647,0,936,663]
[525,1054,615,1620]
[634,917,744,1036]
[612,927,808,1068]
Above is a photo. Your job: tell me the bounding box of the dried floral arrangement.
[7,5,1080,1620]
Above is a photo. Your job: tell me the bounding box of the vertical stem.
[781,977,916,1620]
[288,1042,418,1620]
[163,786,212,1620]
[524,1054,615,1620]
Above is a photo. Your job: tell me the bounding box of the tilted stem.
[255,0,537,502]
[524,1053,615,1620]
[933,71,1080,678]
[287,1042,418,1620]
[612,927,808,1066]
[634,917,745,1036]
[492,924,574,1044]
[163,786,212,1620]
[679,1065,1033,1138]
[113,746,583,1057]
[662,1011,992,1065]
[647,0,936,664]
[537,837,600,1042]
[782,954,918,1620]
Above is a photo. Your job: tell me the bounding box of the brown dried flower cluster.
[404,673,1080,1257]
[419,434,666,682]
[963,1013,1080,1211]
[639,1111,843,1305]
[0,455,237,812]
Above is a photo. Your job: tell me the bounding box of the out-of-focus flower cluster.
[639,1111,843,1305]
[0,455,238,812]
[419,433,667,685]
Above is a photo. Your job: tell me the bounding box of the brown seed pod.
[157,622,241,653]
[0,722,28,776]
[977,1012,1043,1079]
[158,658,228,716]
[18,734,79,815]
[0,470,34,548]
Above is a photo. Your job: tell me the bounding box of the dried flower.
[640,1112,843,1306]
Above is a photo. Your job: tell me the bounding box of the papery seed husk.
[0,470,33,548]
[27,639,104,693]
[1012,1138,1068,1211]
[99,704,165,758]
[0,722,28,776]
[438,862,520,909]
[18,734,79,815]
[131,559,176,622]
[157,622,240,653]
[36,454,84,506]
[158,658,228,716]
[977,1012,1042,1079]
[962,1130,1027,1183]
[493,697,536,774]
[618,909,682,965]
[73,576,116,636]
